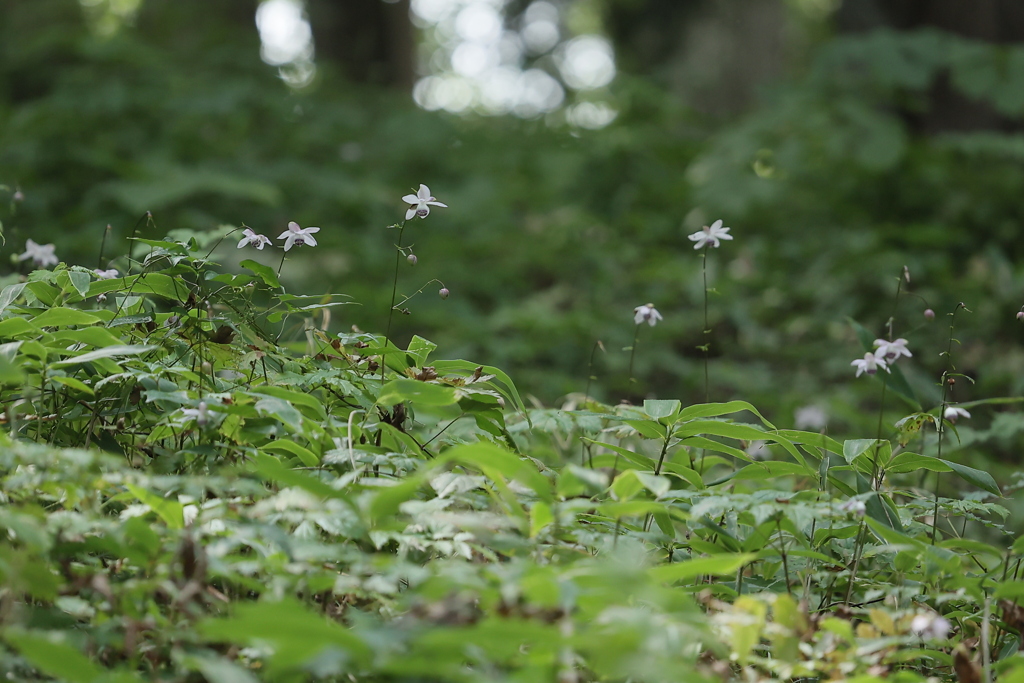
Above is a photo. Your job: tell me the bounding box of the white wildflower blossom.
[183,401,210,427]
[18,239,59,269]
[794,405,828,431]
[237,228,272,250]
[943,406,970,423]
[402,184,447,220]
[840,499,866,516]
[93,268,119,280]
[687,219,733,250]
[873,337,912,362]
[633,303,663,326]
[277,222,320,251]
[910,613,951,639]
[851,351,889,377]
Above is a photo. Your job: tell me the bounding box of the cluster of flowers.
[851,338,911,377]
[631,219,733,328]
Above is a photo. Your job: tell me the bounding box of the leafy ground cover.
[1,199,1024,683]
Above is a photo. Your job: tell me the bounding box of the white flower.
[633,303,663,326]
[794,405,828,431]
[183,401,210,427]
[851,351,889,377]
[687,219,733,250]
[745,440,768,461]
[874,338,912,361]
[840,499,866,516]
[277,221,320,251]
[18,239,58,268]
[944,406,970,423]
[402,184,447,220]
[910,613,951,639]
[237,228,272,250]
[93,268,119,280]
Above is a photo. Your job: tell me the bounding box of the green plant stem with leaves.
[382,220,409,383]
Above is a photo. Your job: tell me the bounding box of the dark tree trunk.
[307,0,414,89]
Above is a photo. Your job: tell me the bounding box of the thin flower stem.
[627,324,641,385]
[932,303,965,544]
[702,247,710,404]
[97,224,113,269]
[584,340,603,405]
[382,221,408,384]
[276,248,287,279]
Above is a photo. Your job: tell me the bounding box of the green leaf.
[68,271,92,298]
[198,598,371,670]
[50,376,94,396]
[938,459,1001,496]
[432,359,528,418]
[251,453,351,503]
[530,501,554,537]
[31,307,102,328]
[0,283,26,314]
[377,379,458,407]
[406,335,437,366]
[437,441,552,502]
[644,399,680,420]
[262,439,319,467]
[51,344,157,367]
[4,630,104,683]
[240,258,282,289]
[678,400,777,429]
[254,396,304,430]
[0,317,38,337]
[649,553,755,583]
[125,484,184,529]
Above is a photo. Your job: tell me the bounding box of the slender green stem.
[98,224,113,269]
[584,340,603,405]
[701,247,710,403]
[276,248,287,278]
[932,303,964,544]
[627,324,641,385]
[382,221,408,384]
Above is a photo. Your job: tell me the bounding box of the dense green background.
[3,0,1024,452]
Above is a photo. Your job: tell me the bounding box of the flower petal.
[418,184,431,200]
[402,194,419,204]
[303,227,320,234]
[288,221,301,232]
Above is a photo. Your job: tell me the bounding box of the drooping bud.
[12,190,24,202]
[439,287,450,300]
[1017,311,1024,322]
[903,266,910,283]
[924,309,935,320]
[407,253,418,266]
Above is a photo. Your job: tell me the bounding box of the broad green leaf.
[437,441,552,502]
[31,307,102,328]
[649,553,755,583]
[378,378,458,407]
[262,439,319,467]
[644,399,680,419]
[125,484,184,529]
[406,335,437,366]
[198,597,371,670]
[51,344,157,367]
[50,376,94,396]
[4,630,104,683]
[249,386,327,420]
[432,359,528,418]
[530,501,554,537]
[0,317,38,337]
[678,400,777,429]
[0,283,26,314]
[938,459,1001,496]
[254,396,304,430]
[240,258,282,289]
[251,453,351,503]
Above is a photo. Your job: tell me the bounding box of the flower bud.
[1017,311,1024,322]
[407,253,418,266]
[924,309,935,320]
[439,287,450,300]
[12,190,24,202]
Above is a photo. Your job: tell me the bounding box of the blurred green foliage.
[4,2,1024,469]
